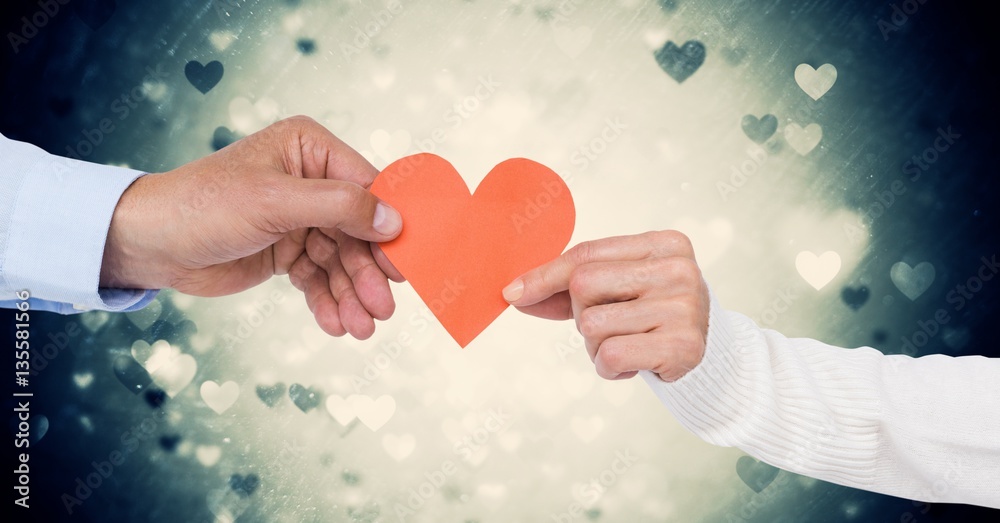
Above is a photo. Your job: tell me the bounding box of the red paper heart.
[371,154,575,347]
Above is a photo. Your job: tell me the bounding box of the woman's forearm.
[641,287,1000,508]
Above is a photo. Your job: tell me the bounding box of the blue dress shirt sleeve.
[0,133,158,313]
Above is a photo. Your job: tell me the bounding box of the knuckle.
[348,257,380,282]
[306,232,337,264]
[647,297,676,323]
[646,256,674,275]
[596,367,617,380]
[289,258,318,284]
[643,229,670,242]
[578,308,603,338]
[667,296,701,328]
[597,339,626,373]
[651,229,694,257]
[674,328,706,362]
[677,328,700,351]
[687,294,708,319]
[288,262,305,283]
[666,229,693,248]
[663,256,702,283]
[282,114,317,129]
[567,267,592,297]
[653,360,677,382]
[569,240,594,265]
[272,115,324,148]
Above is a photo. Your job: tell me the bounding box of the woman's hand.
[503,231,709,382]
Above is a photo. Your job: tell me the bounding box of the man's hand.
[502,231,709,382]
[100,116,404,339]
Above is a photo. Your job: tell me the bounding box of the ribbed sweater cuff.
[640,286,884,489]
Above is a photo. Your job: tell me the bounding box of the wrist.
[100,173,173,290]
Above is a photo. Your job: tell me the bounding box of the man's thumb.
[273,177,402,241]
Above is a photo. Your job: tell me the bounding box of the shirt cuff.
[0,291,158,315]
[1,143,157,312]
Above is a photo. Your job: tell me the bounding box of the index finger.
[502,230,694,307]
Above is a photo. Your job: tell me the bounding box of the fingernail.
[373,202,402,235]
[502,279,523,302]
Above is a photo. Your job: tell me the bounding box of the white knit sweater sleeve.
[640,287,1000,508]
